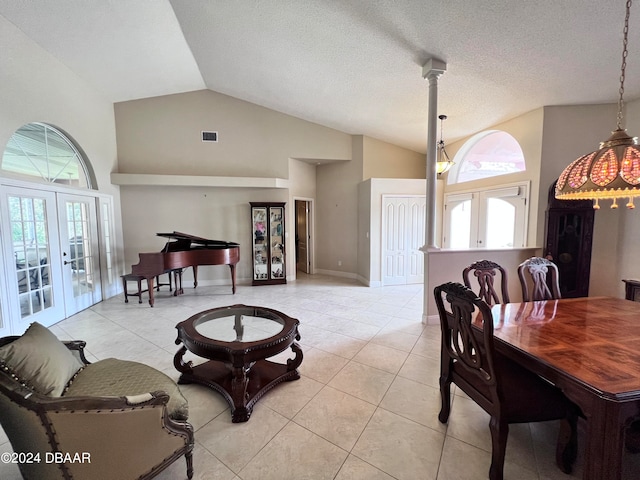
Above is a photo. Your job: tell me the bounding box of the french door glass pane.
[10,195,52,318]
[486,198,516,248]
[449,201,471,249]
[270,207,284,278]
[102,203,114,284]
[66,201,94,297]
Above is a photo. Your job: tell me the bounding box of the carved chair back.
[434,282,499,412]
[518,256,561,301]
[462,260,510,305]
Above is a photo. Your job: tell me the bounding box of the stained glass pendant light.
[436,114,454,175]
[555,0,640,209]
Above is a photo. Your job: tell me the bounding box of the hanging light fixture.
[436,114,454,175]
[556,0,640,209]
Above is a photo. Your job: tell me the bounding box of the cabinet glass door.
[269,206,285,279]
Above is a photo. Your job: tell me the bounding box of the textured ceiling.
[1,0,639,153]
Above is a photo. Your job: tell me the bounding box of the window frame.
[442,181,530,249]
[447,130,526,185]
[1,123,95,189]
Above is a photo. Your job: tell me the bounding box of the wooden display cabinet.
[250,202,286,285]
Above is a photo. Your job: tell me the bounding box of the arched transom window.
[449,130,526,185]
[2,123,93,189]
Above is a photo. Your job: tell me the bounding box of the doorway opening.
[294,199,313,276]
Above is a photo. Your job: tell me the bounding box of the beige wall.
[288,159,318,278]
[315,138,363,277]
[120,185,287,285]
[0,15,124,293]
[435,102,635,304]
[114,90,353,284]
[359,178,427,285]
[425,248,541,319]
[442,108,544,246]
[610,97,640,296]
[357,180,372,282]
[539,104,623,297]
[115,90,352,178]
[0,16,119,199]
[317,136,426,279]
[362,136,425,180]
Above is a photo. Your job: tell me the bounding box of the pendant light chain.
[617,0,632,130]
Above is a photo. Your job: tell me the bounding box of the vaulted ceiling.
[1,0,638,153]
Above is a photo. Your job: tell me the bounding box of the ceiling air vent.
[201,131,218,142]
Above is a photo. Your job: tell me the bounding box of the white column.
[421,58,446,324]
[422,59,446,248]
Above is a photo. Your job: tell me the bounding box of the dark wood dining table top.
[475,296,640,479]
[484,296,640,399]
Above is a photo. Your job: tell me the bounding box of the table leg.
[287,342,303,372]
[230,364,250,422]
[582,401,630,480]
[173,345,193,374]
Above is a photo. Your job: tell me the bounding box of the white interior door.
[57,193,102,315]
[382,196,426,285]
[406,197,426,284]
[0,186,65,334]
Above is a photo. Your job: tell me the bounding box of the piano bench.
[121,274,149,304]
[156,269,183,293]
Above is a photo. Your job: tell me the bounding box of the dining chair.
[518,256,561,301]
[462,259,510,305]
[434,282,578,480]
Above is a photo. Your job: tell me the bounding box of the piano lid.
[156,231,239,247]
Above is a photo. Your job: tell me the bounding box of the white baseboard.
[422,314,440,325]
[355,274,382,287]
[314,268,359,280]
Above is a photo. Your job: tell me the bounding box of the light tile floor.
[1,273,639,479]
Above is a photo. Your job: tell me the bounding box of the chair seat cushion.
[64,358,189,420]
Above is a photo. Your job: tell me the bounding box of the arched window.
[449,130,526,185]
[2,123,94,189]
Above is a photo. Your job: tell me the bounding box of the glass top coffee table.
[174,304,302,422]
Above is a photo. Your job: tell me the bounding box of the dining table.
[484,296,640,480]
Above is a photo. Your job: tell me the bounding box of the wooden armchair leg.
[186,450,194,479]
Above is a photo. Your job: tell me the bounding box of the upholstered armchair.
[0,322,194,480]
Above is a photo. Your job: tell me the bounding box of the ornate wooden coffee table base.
[174,304,303,423]
[174,343,302,422]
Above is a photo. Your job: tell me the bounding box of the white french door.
[443,182,529,249]
[57,193,102,315]
[382,196,426,285]
[0,186,65,335]
[0,186,104,335]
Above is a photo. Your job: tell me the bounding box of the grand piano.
[130,231,240,306]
